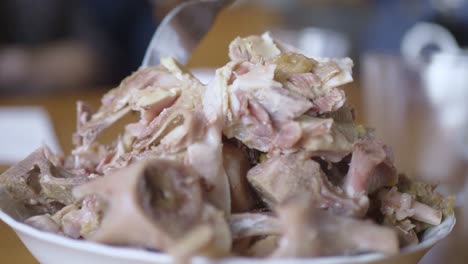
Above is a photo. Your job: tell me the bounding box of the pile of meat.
[0,33,454,261]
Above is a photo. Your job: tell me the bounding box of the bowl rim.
[0,209,456,264]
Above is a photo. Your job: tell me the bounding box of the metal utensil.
[141,0,234,68]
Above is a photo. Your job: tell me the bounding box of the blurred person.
[364,0,468,53]
[0,0,158,94]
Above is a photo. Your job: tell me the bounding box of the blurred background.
[0,0,467,91]
[0,0,468,263]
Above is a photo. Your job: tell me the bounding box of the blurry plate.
[0,107,61,164]
[0,187,456,264]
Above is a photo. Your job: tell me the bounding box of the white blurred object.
[273,27,350,58]
[423,52,468,158]
[0,107,61,164]
[401,22,459,69]
[402,22,468,159]
[298,28,350,58]
[400,21,468,264]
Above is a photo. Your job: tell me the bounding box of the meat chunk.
[228,32,354,97]
[187,125,232,215]
[73,159,201,249]
[223,143,257,213]
[133,109,206,154]
[25,214,60,233]
[210,33,357,158]
[310,88,346,113]
[229,213,280,239]
[229,32,281,63]
[72,58,206,174]
[224,62,311,152]
[276,55,349,114]
[73,159,230,258]
[295,115,355,161]
[208,60,355,158]
[395,219,419,247]
[273,53,317,82]
[73,101,93,147]
[272,195,399,257]
[58,195,104,239]
[251,82,313,121]
[244,236,280,258]
[284,72,322,98]
[69,143,110,175]
[167,204,231,260]
[129,67,205,153]
[82,69,233,216]
[73,66,169,148]
[344,139,398,197]
[247,153,367,217]
[233,235,280,258]
[378,187,442,226]
[229,213,281,257]
[0,147,88,214]
[314,57,354,89]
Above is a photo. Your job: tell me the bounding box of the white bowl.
[0,188,456,264]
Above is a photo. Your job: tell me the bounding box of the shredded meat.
[229,213,280,239]
[344,139,398,197]
[71,58,206,175]
[247,153,367,217]
[208,60,355,157]
[73,159,230,258]
[223,143,257,212]
[0,146,88,214]
[0,32,452,262]
[58,195,104,239]
[378,187,442,226]
[272,195,399,257]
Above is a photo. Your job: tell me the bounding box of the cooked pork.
[0,146,88,214]
[223,143,257,213]
[0,32,453,262]
[244,236,280,258]
[378,187,442,226]
[272,195,399,257]
[209,33,356,158]
[247,153,367,217]
[229,213,280,239]
[344,139,398,197]
[73,159,230,258]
